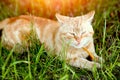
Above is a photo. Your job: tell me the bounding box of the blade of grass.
[34,44,44,74]
[92,66,99,80]
[12,56,18,80]
[2,60,29,79]
[60,74,69,80]
[35,44,44,64]
[103,12,106,47]
[27,49,32,79]
[2,46,15,79]
[101,70,108,80]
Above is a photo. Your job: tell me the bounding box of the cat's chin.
[71,44,83,49]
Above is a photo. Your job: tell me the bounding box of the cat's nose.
[75,37,81,43]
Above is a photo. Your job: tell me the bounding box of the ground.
[0,0,120,79]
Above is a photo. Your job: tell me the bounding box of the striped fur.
[0,11,103,70]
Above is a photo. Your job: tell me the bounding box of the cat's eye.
[70,33,76,36]
[81,31,86,34]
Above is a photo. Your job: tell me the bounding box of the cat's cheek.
[71,37,91,48]
[70,44,83,49]
[69,37,92,48]
[80,37,92,46]
[70,41,80,48]
[66,39,75,45]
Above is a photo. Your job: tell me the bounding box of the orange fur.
[0,11,103,70]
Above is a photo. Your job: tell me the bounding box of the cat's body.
[0,11,103,70]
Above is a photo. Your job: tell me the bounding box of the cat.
[0,11,103,70]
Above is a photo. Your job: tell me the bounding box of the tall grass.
[0,0,120,79]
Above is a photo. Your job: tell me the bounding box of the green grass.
[0,0,120,80]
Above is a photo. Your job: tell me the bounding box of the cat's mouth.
[76,42,80,46]
[75,43,81,47]
[70,43,83,49]
[71,40,90,49]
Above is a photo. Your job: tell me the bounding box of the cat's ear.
[83,10,95,22]
[55,13,69,24]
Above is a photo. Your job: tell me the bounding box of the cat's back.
[0,15,59,35]
[0,15,60,51]
[0,15,58,28]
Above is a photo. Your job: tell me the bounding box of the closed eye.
[81,31,86,34]
[63,33,74,38]
[70,33,76,36]
[82,34,88,37]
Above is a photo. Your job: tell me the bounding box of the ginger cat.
[0,11,103,70]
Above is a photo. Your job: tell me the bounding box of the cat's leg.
[87,42,104,63]
[92,52,104,63]
[67,57,101,70]
[91,51,104,63]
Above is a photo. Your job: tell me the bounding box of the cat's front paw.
[98,57,105,63]
[95,56,104,63]
[93,62,101,68]
[87,62,101,70]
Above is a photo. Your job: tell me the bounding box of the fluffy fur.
[0,11,103,70]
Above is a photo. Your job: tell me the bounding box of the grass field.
[0,0,120,80]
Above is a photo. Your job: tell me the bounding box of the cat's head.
[56,11,95,48]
